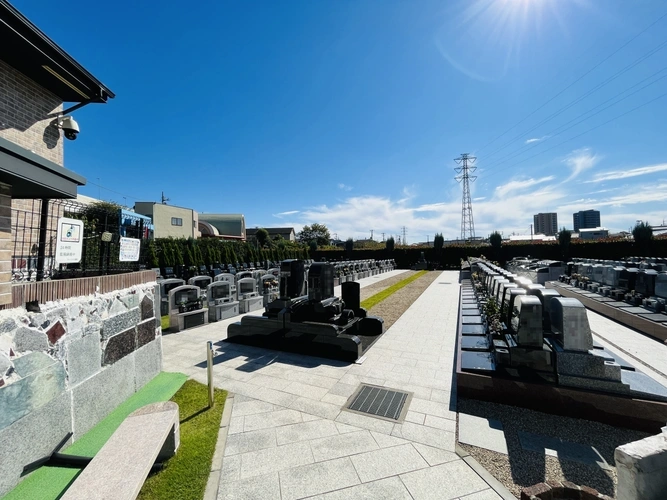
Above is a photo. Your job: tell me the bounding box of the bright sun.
[434,0,593,82]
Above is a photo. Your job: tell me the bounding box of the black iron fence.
[11,199,151,282]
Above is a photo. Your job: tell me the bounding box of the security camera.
[58,115,79,140]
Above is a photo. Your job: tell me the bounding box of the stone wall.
[0,281,162,496]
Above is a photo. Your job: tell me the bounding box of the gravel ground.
[359,270,421,302]
[366,271,441,330]
[457,398,649,498]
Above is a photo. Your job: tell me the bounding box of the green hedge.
[312,239,667,269]
[147,238,309,268]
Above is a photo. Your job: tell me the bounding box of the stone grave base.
[226,315,384,362]
[208,301,239,322]
[456,365,667,433]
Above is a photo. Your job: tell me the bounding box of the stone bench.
[61,401,180,500]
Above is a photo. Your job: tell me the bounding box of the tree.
[558,227,572,259]
[192,241,204,267]
[184,244,195,268]
[297,223,331,247]
[255,228,270,248]
[230,248,239,266]
[172,240,184,266]
[633,221,653,253]
[146,239,159,268]
[434,233,444,251]
[345,238,354,257]
[308,241,318,253]
[489,231,502,251]
[386,237,395,252]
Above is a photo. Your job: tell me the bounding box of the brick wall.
[0,59,64,166]
[0,183,11,305]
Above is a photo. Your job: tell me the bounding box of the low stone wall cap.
[130,401,178,418]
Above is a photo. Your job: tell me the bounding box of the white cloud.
[563,148,600,181]
[494,176,555,198]
[272,210,299,218]
[398,185,418,204]
[557,183,667,211]
[337,183,353,191]
[586,163,667,183]
[473,197,486,201]
[294,180,567,242]
[525,136,549,144]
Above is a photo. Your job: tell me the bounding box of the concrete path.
[587,309,667,386]
[163,271,502,499]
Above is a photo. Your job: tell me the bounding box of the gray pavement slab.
[517,430,611,470]
[458,414,508,455]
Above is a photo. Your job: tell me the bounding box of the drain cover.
[345,384,411,421]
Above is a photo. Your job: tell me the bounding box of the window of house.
[171,217,183,226]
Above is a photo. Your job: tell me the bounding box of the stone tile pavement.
[587,309,667,386]
[162,271,504,499]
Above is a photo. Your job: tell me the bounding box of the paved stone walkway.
[162,270,502,499]
[587,309,667,386]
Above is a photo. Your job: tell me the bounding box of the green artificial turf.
[161,315,170,331]
[138,380,227,500]
[360,270,428,310]
[4,371,187,500]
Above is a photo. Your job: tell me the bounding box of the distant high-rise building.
[533,212,558,236]
[573,210,601,232]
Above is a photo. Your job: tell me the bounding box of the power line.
[85,180,142,202]
[476,9,667,154]
[488,66,667,169]
[482,37,667,162]
[488,90,667,174]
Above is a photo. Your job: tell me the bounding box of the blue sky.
[15,0,667,242]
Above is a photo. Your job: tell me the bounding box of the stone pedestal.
[239,296,263,314]
[170,309,207,332]
[208,301,239,322]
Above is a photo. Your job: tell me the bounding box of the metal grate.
[345,385,411,421]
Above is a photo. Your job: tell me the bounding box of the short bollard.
[207,341,214,408]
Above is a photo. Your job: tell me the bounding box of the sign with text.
[119,237,141,262]
[55,217,84,264]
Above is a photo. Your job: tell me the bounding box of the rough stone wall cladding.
[0,282,161,496]
[0,59,64,165]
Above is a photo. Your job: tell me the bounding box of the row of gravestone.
[158,258,395,332]
[474,261,667,401]
[473,260,592,352]
[560,258,667,312]
[464,259,667,400]
[153,260,307,283]
[333,260,395,281]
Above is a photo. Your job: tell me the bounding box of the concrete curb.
[456,444,516,500]
[203,392,235,500]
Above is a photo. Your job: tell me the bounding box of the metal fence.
[11,198,151,282]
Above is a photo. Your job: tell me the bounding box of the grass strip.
[361,270,428,310]
[4,371,187,500]
[138,380,227,500]
[161,315,170,331]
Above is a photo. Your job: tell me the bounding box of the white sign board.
[55,217,84,264]
[119,237,141,262]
